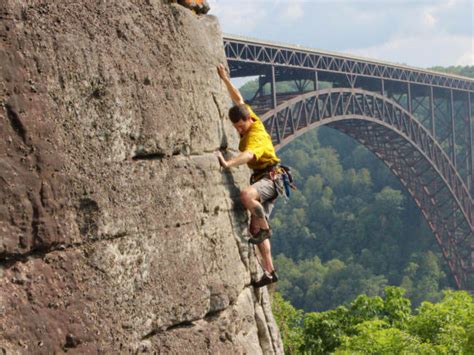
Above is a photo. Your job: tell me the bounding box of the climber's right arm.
[217,64,244,106]
[215,150,253,169]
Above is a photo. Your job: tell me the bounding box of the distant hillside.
[428,65,474,78]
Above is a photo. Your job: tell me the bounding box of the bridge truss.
[223,35,474,289]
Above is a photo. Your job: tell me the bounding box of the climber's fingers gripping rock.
[217,64,229,81]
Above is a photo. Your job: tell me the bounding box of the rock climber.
[215,63,284,288]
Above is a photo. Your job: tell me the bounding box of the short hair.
[228,104,250,123]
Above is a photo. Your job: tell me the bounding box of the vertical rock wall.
[0,0,283,353]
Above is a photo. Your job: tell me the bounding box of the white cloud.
[446,0,458,8]
[281,0,305,22]
[345,34,473,67]
[421,11,437,29]
[457,50,474,66]
[208,0,269,32]
[209,0,472,68]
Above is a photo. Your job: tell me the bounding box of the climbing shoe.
[249,228,271,245]
[252,271,278,288]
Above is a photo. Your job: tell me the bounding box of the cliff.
[0,0,283,353]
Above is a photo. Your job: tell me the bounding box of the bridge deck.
[224,34,474,92]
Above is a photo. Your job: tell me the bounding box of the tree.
[272,288,473,354]
[313,263,388,311]
[409,290,474,353]
[302,306,350,353]
[382,286,411,328]
[429,65,474,78]
[402,251,445,306]
[309,148,343,187]
[300,287,411,353]
[271,292,304,354]
[335,320,425,354]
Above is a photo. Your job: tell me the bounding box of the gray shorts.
[252,176,278,219]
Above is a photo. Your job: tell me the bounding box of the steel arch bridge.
[223,34,474,289]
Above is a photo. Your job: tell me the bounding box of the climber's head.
[229,104,253,135]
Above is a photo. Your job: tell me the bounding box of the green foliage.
[466,323,474,354]
[239,80,258,101]
[273,288,473,354]
[274,254,391,312]
[238,77,332,102]
[336,320,425,354]
[401,251,445,306]
[383,286,411,328]
[409,290,474,353]
[302,306,350,353]
[313,263,388,311]
[271,292,304,354]
[429,65,474,78]
[271,124,451,311]
[299,287,414,353]
[274,254,328,309]
[238,78,302,101]
[349,294,384,324]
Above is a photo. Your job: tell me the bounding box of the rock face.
[0,1,283,353]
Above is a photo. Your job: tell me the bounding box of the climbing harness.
[250,164,296,201]
[247,164,296,248]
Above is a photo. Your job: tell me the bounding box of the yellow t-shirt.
[239,105,280,171]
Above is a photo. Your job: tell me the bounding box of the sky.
[208,0,473,69]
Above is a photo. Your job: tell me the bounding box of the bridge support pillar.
[430,86,435,136]
[271,65,277,109]
[450,89,456,167]
[469,93,473,194]
[258,75,265,97]
[407,83,412,113]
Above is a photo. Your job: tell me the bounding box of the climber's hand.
[217,64,229,81]
[214,150,228,169]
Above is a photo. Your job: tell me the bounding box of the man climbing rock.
[215,64,284,288]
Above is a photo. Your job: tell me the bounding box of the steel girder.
[223,35,474,91]
[258,88,473,289]
[333,121,471,289]
[225,37,473,196]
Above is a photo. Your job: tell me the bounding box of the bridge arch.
[260,88,473,289]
